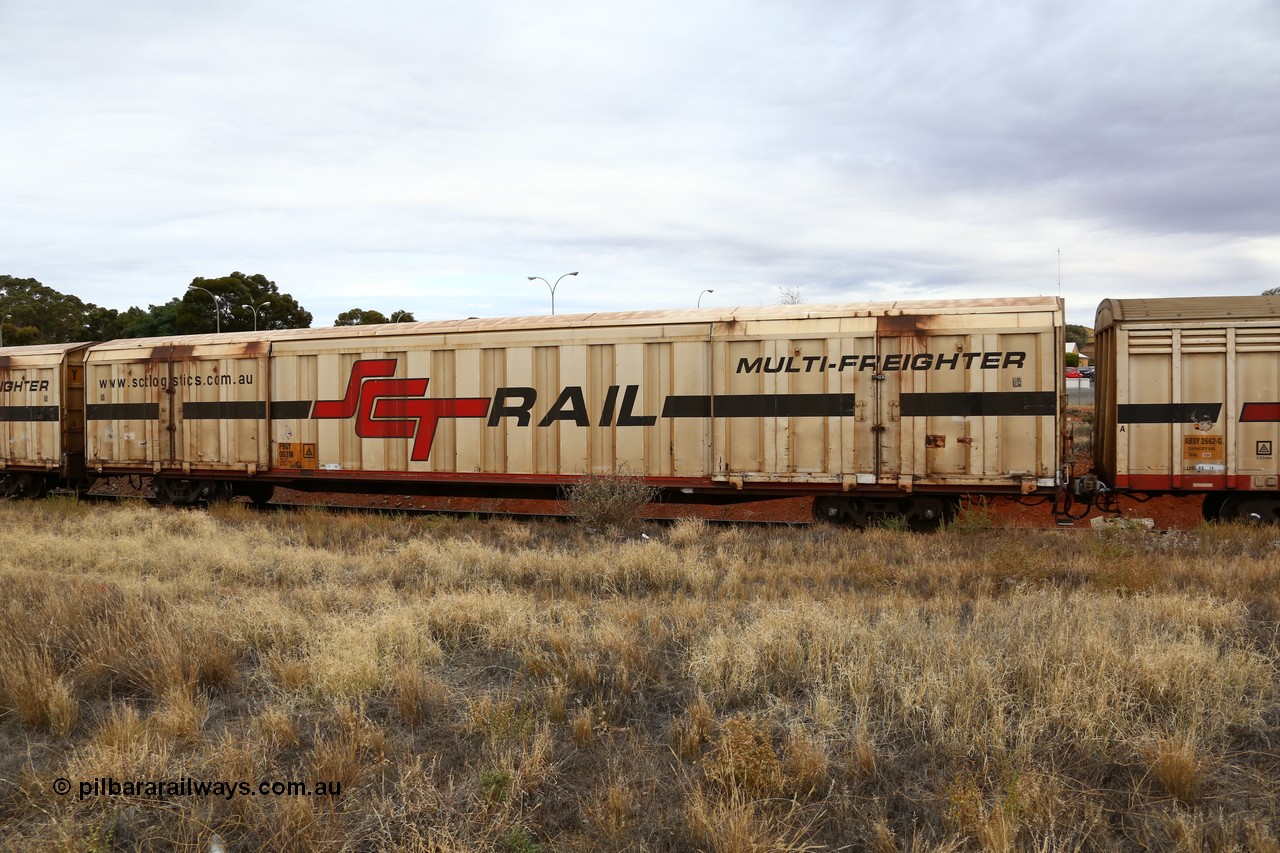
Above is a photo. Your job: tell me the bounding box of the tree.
[1264,286,1280,296]
[118,298,186,338]
[1065,324,1093,347]
[84,304,125,341]
[0,275,105,344]
[335,308,416,326]
[777,286,806,305]
[181,272,312,334]
[335,308,389,326]
[1,272,312,344]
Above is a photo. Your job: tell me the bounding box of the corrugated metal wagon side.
[264,317,722,490]
[66,298,1065,525]
[257,297,1062,527]
[0,342,91,497]
[83,334,273,503]
[1094,295,1280,522]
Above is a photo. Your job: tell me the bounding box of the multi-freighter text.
[736,352,1026,374]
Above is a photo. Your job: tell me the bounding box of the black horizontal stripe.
[270,400,314,419]
[0,405,59,422]
[87,403,160,420]
[1117,403,1222,425]
[900,391,1056,418]
[716,393,856,418]
[183,401,267,420]
[662,393,856,418]
[662,396,711,418]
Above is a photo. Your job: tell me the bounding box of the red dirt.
[271,488,819,524]
[975,492,1204,530]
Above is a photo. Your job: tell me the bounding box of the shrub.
[565,470,659,530]
[704,715,783,797]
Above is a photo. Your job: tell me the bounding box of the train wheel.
[2,473,48,499]
[1219,494,1280,525]
[202,481,233,504]
[907,497,959,532]
[154,478,185,505]
[1202,492,1228,523]
[154,478,229,505]
[814,497,847,524]
[2,475,23,499]
[813,497,869,527]
[240,483,275,506]
[814,496,956,530]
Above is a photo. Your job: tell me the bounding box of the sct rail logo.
[312,359,489,461]
[293,356,1059,463]
[302,358,861,463]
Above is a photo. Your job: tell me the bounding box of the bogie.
[1,473,50,500]
[153,478,232,506]
[813,495,959,531]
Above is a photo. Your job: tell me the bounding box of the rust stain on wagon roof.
[877,312,939,336]
[151,345,195,361]
[139,340,270,361]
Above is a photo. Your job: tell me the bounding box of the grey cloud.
[1,0,1277,321]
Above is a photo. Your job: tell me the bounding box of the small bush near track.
[564,469,660,530]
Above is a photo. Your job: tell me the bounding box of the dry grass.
[0,497,1277,850]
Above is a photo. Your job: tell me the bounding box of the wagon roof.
[0,342,95,356]
[85,296,1064,352]
[1096,295,1280,331]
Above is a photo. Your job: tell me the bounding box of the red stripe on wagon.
[1240,402,1280,422]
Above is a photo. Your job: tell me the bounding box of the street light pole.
[698,289,714,307]
[241,301,270,331]
[527,272,578,315]
[1,314,10,348]
[187,285,222,334]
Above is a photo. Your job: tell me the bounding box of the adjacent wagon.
[1092,295,1280,522]
[0,342,90,498]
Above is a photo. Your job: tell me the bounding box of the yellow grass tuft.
[1147,731,1202,805]
[685,787,821,853]
[149,687,209,746]
[0,644,78,736]
[394,666,451,728]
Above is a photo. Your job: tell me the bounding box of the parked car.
[1065,367,1082,378]
[1079,366,1095,379]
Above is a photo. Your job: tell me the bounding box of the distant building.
[1065,342,1090,367]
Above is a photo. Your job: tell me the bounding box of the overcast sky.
[3,0,1278,328]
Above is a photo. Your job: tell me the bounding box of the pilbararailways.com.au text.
[55,776,342,801]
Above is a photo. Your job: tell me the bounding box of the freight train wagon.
[0,342,90,498]
[69,297,1066,526]
[1091,295,1280,523]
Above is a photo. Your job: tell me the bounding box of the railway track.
[39,482,1199,532]
[64,484,803,525]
